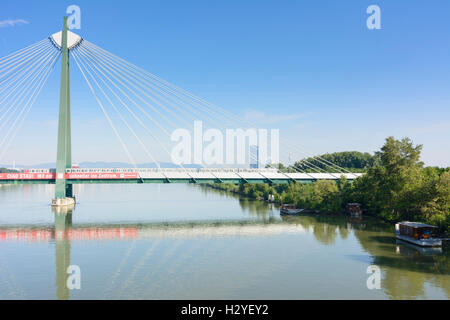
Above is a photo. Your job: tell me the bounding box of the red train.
[0,168,138,180]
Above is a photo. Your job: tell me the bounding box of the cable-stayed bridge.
[0,17,362,205]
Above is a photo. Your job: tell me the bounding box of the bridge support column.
[53,16,74,206]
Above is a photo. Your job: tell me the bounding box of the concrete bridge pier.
[52,16,75,207]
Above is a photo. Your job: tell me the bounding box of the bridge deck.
[0,169,362,184]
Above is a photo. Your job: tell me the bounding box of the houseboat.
[280,204,304,215]
[347,203,362,217]
[395,221,442,247]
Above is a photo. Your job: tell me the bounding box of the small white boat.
[395,222,442,247]
[280,204,304,215]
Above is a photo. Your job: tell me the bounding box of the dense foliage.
[215,137,450,233]
[293,151,379,173]
[349,137,449,232]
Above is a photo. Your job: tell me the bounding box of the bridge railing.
[64,167,281,173]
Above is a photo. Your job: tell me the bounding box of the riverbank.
[206,179,449,238]
[212,137,450,234]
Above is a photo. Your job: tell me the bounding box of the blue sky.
[0,0,449,167]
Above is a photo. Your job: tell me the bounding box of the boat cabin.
[347,203,362,215]
[396,222,437,240]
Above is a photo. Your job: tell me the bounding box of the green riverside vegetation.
[211,137,450,234]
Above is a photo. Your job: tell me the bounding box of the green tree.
[311,180,340,212]
[421,171,450,231]
[349,137,449,232]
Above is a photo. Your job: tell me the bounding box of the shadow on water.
[282,213,450,299]
[196,185,276,221]
[368,236,397,245]
[283,214,449,267]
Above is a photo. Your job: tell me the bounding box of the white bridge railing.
[63,168,362,180]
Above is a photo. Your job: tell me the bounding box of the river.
[0,184,448,300]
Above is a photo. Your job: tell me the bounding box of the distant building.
[250,145,259,169]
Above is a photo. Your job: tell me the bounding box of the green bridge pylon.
[55,16,73,200]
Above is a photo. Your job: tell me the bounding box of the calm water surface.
[0,184,448,300]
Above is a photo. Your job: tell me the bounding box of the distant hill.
[0,168,19,173]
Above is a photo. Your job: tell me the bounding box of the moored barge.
[395,221,442,247]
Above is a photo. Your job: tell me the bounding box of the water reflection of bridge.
[1,217,310,242]
[0,220,311,241]
[0,207,307,300]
